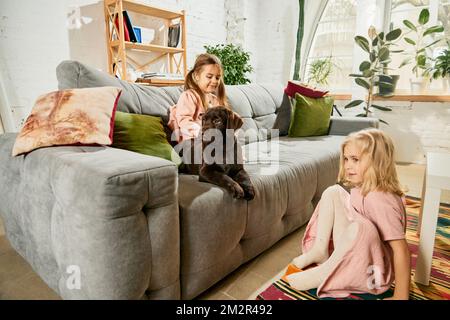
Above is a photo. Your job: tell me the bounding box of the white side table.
[414,152,450,285]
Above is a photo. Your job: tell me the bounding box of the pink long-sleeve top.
[168,89,221,143]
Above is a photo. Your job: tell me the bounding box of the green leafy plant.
[204,44,253,85]
[374,23,404,96]
[380,22,405,76]
[400,8,445,78]
[344,26,403,124]
[426,40,450,80]
[306,56,337,86]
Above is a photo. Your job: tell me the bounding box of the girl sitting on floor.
[287,128,411,300]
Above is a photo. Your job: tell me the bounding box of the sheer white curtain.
[302,0,357,91]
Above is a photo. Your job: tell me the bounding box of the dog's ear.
[227,109,243,130]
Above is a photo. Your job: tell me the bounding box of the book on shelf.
[122,11,138,42]
[138,72,184,81]
[133,27,141,43]
[114,13,130,41]
[141,72,159,78]
[168,23,181,47]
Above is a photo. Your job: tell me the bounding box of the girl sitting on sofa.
[286,128,411,300]
[168,53,228,143]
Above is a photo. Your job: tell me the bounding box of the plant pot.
[410,76,429,94]
[378,75,399,96]
[442,77,450,93]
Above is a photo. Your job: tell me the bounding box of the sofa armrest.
[328,116,379,136]
[0,133,180,299]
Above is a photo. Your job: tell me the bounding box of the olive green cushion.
[112,111,181,165]
[288,93,334,137]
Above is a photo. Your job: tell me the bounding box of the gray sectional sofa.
[0,60,378,299]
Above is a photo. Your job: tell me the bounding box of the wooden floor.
[1,163,449,300]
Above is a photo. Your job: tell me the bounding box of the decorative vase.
[442,77,450,94]
[410,76,429,94]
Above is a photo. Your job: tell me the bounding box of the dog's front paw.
[228,182,245,199]
[243,185,255,201]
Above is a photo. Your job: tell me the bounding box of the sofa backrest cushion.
[57,61,181,123]
[226,84,291,143]
[56,60,291,143]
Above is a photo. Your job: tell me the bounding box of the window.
[303,0,449,92]
[389,0,448,90]
[303,0,357,91]
[438,0,450,39]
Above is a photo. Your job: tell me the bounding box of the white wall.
[374,102,450,164]
[0,0,230,129]
[334,99,450,164]
[244,0,298,85]
[0,0,298,126]
[0,0,300,130]
[0,0,70,129]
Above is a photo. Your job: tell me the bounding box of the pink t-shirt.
[354,189,407,241]
[168,89,220,143]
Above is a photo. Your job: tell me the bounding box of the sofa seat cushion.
[177,134,345,299]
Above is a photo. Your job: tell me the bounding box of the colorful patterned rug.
[257,196,450,300]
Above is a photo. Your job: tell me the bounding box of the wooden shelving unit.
[103,0,187,85]
[134,77,185,87]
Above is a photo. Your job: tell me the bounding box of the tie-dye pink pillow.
[12,86,122,156]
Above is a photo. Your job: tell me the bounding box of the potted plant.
[426,40,450,92]
[204,44,253,85]
[400,8,444,93]
[378,23,404,96]
[306,56,338,87]
[344,26,403,124]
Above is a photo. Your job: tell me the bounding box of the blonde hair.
[337,128,404,197]
[185,53,228,109]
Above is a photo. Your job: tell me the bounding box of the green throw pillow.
[288,93,334,137]
[112,111,181,165]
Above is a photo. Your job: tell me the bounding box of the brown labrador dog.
[179,106,255,200]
